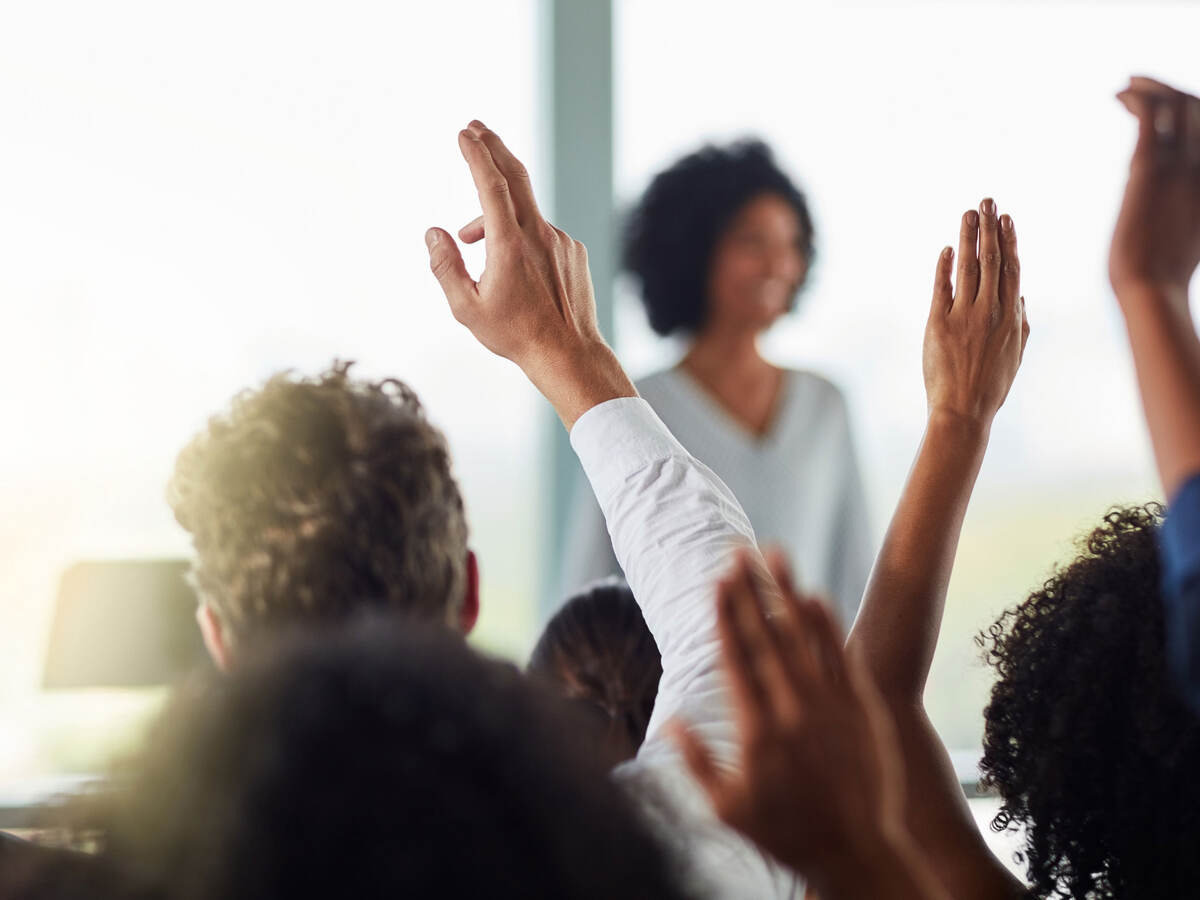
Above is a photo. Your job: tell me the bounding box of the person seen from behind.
[527,579,662,769]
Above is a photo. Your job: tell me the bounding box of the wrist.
[813,824,945,900]
[924,406,993,442]
[1115,281,1189,314]
[523,335,637,430]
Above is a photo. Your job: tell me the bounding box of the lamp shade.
[42,560,210,688]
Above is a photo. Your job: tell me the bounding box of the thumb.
[425,228,477,317]
[1119,89,1158,167]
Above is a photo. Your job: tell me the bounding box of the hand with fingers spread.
[1110,76,1200,304]
[671,552,948,900]
[922,199,1029,427]
[425,121,635,428]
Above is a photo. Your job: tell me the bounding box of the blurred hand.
[671,551,910,887]
[922,199,1029,426]
[425,122,633,427]
[1109,76,1200,304]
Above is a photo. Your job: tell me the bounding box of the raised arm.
[1109,77,1200,500]
[844,199,1028,899]
[1109,77,1200,714]
[425,122,768,760]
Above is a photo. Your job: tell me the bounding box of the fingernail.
[942,246,953,260]
[469,119,487,131]
[1001,214,1013,233]
[424,228,440,249]
[981,198,996,217]
[460,129,479,142]
[966,210,978,227]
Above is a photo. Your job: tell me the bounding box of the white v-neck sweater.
[560,366,874,626]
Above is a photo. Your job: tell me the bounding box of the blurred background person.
[561,140,872,627]
[527,579,662,769]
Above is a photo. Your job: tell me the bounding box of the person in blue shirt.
[1108,76,1200,712]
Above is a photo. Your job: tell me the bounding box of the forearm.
[847,411,989,700]
[1118,286,1200,499]
[846,413,1027,899]
[812,828,951,900]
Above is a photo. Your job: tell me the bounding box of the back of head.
[168,361,468,645]
[623,138,814,336]
[980,504,1200,898]
[0,840,132,900]
[528,580,662,766]
[98,621,690,900]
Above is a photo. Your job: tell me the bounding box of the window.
[616,0,1195,753]
[0,0,541,786]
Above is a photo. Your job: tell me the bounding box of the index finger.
[715,573,771,735]
[954,209,980,310]
[724,554,803,725]
[791,598,849,687]
[1128,75,1185,97]
[468,121,541,226]
[764,552,830,686]
[1123,88,1187,170]
[458,129,518,234]
[1118,89,1158,172]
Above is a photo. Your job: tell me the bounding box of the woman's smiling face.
[704,192,809,337]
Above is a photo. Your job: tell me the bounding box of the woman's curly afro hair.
[979,503,1200,899]
[623,139,813,336]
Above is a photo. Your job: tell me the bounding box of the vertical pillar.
[539,0,615,618]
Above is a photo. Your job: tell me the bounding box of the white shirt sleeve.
[557,467,623,600]
[570,397,758,766]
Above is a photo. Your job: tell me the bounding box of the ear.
[196,602,233,672]
[457,550,480,635]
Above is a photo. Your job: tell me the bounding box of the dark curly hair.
[167,361,468,645]
[528,579,662,767]
[89,621,691,900]
[623,139,814,336]
[979,504,1200,899]
[0,839,131,900]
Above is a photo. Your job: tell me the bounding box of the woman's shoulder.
[781,367,848,408]
[633,367,690,405]
[633,367,681,389]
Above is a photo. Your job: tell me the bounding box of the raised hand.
[922,199,1029,427]
[1107,77,1200,498]
[839,204,1032,900]
[671,552,947,900]
[1110,77,1200,304]
[425,122,635,428]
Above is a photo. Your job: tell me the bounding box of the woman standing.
[560,140,872,626]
